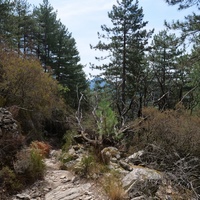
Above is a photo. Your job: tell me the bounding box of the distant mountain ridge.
[89,77,106,89]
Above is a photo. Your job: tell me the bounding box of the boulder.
[101,146,120,164]
[15,193,31,200]
[126,150,144,165]
[122,165,162,198]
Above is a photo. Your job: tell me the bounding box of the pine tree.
[165,0,200,10]
[12,0,35,54]
[0,0,10,35]
[33,0,59,71]
[149,30,186,109]
[164,0,200,110]
[52,22,88,107]
[0,0,15,44]
[0,0,88,108]
[164,0,200,44]
[91,0,153,120]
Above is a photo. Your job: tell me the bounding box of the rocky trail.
[11,146,198,200]
[12,150,108,200]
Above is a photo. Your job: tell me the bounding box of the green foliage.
[62,130,76,152]
[74,151,109,179]
[96,100,118,137]
[33,0,88,107]
[60,153,77,164]
[14,148,46,182]
[0,166,22,193]
[29,149,46,180]
[165,0,199,10]
[164,1,199,43]
[0,49,65,118]
[148,30,186,109]
[187,48,200,111]
[77,155,95,177]
[58,84,70,97]
[0,0,87,109]
[0,47,67,137]
[91,0,153,113]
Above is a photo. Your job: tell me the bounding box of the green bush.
[96,99,118,137]
[73,151,109,179]
[75,155,95,178]
[29,149,46,180]
[0,166,22,194]
[62,130,76,152]
[14,148,46,182]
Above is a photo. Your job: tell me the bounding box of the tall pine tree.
[91,0,153,121]
[33,0,59,71]
[52,22,88,107]
[149,30,185,109]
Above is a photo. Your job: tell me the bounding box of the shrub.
[30,141,51,158]
[29,149,46,180]
[14,147,46,182]
[0,134,24,169]
[74,152,109,179]
[0,166,22,194]
[0,46,66,138]
[0,48,65,118]
[130,107,200,157]
[102,171,126,200]
[75,155,95,178]
[96,99,118,137]
[62,130,75,152]
[126,107,200,197]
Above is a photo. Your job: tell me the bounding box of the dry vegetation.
[133,106,200,156]
[0,142,46,198]
[124,106,200,197]
[30,141,51,158]
[102,171,126,200]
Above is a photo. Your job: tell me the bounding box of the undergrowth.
[102,170,126,200]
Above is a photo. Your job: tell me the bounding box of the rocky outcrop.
[0,107,19,136]
[122,166,162,198]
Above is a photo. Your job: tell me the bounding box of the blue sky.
[28,0,195,77]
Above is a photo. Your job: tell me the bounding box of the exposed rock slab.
[122,165,162,189]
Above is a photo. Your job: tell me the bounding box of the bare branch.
[177,86,197,105]
[153,92,169,106]
[118,116,148,134]
[75,92,84,132]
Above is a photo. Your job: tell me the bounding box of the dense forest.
[0,0,200,199]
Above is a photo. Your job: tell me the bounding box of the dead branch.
[75,92,84,132]
[91,92,99,124]
[118,116,148,134]
[153,92,169,105]
[80,131,101,146]
[75,92,102,147]
[177,86,197,106]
